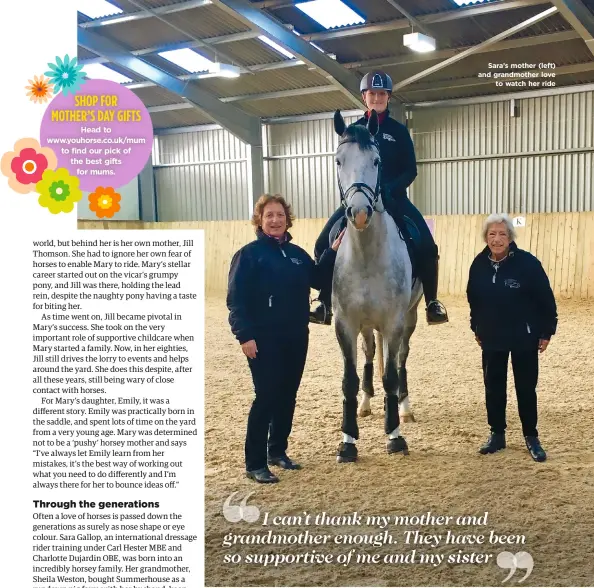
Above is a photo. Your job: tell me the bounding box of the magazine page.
[2,1,593,588]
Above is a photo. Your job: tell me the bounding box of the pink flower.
[12,147,49,184]
[1,138,58,194]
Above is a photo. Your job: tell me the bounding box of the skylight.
[78,0,123,19]
[296,0,365,29]
[158,48,213,73]
[452,0,489,6]
[258,36,295,59]
[83,63,133,84]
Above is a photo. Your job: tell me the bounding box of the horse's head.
[334,109,381,231]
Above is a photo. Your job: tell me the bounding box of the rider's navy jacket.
[227,230,336,344]
[466,241,557,351]
[356,110,417,200]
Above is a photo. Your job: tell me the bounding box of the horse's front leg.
[383,325,409,455]
[398,305,419,423]
[359,328,375,418]
[335,316,359,463]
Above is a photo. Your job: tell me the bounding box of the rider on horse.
[310,70,449,327]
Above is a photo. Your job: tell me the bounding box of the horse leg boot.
[336,320,359,462]
[397,306,419,423]
[383,337,409,455]
[420,248,449,325]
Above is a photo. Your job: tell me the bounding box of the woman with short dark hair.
[467,213,557,462]
[227,194,343,483]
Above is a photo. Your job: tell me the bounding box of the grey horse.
[332,110,423,463]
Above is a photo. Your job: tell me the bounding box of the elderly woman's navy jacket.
[227,231,335,344]
[467,242,558,351]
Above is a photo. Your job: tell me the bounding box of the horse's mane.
[341,124,375,151]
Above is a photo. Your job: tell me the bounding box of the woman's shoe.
[478,433,506,454]
[268,454,302,470]
[245,467,279,483]
[525,436,546,462]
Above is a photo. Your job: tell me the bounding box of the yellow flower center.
[99,196,113,209]
[56,188,63,195]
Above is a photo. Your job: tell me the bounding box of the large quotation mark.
[222,492,261,523]
[497,551,534,583]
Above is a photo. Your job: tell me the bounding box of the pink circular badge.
[40,79,153,191]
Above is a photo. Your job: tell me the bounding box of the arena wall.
[78,212,594,299]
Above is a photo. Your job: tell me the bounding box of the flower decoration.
[1,138,58,194]
[45,55,86,96]
[88,186,121,219]
[25,75,54,104]
[36,168,82,214]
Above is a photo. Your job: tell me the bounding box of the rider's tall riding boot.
[421,255,449,325]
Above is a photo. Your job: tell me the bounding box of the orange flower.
[88,186,121,219]
[25,75,54,104]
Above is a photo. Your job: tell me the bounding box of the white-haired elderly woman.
[466,213,557,462]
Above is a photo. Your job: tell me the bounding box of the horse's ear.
[334,109,346,136]
[368,109,379,137]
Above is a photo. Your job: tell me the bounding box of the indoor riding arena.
[76,0,594,585]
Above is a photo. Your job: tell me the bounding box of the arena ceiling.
[77,0,594,133]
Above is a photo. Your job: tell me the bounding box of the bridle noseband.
[336,136,382,212]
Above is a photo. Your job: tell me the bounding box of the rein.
[337,137,383,212]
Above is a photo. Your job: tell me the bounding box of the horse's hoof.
[387,436,409,456]
[401,413,416,423]
[337,442,358,463]
[358,408,372,418]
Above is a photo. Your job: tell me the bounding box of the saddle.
[329,214,421,278]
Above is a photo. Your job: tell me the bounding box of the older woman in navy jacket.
[467,213,557,462]
[227,194,343,483]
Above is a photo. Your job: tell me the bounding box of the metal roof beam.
[77,28,262,145]
[383,0,434,38]
[80,53,306,75]
[147,84,338,111]
[393,6,559,92]
[79,0,212,28]
[345,30,580,69]
[551,0,594,56]
[209,0,364,108]
[251,0,297,8]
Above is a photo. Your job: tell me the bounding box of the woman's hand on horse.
[332,228,346,251]
[538,339,549,353]
[241,339,258,359]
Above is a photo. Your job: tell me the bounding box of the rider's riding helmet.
[360,70,393,94]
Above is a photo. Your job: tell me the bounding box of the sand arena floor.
[204,297,594,587]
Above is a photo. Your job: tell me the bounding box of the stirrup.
[309,299,332,325]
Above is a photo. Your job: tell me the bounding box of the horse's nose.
[353,208,368,230]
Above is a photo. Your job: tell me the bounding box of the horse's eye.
[374,159,380,167]
[336,160,341,167]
